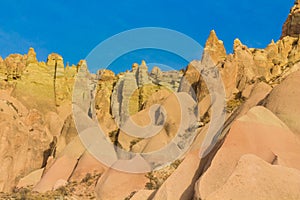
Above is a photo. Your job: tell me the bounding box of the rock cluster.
[95,69,118,135]
[135,60,151,87]
[111,71,139,125]
[0,48,80,193]
[149,66,183,91]
[111,61,182,126]
[1,2,300,199]
[1,54,26,81]
[195,106,300,200]
[178,21,300,127]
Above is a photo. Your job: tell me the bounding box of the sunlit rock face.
[111,60,183,126]
[0,49,79,193]
[281,0,300,38]
[1,2,300,199]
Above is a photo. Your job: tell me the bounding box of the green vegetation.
[124,191,137,200]
[1,172,102,200]
[225,92,245,113]
[145,159,182,190]
[129,138,143,150]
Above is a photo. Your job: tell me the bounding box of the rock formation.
[149,66,183,91]
[0,93,53,192]
[26,47,38,64]
[203,30,226,65]
[0,49,82,194]
[281,0,300,38]
[1,1,300,199]
[263,68,300,136]
[195,106,300,199]
[204,154,300,200]
[136,60,151,87]
[111,71,139,125]
[111,60,182,126]
[95,69,118,135]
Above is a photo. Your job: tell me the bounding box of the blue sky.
[0,0,294,73]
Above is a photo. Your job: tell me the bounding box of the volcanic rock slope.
[0,1,300,200]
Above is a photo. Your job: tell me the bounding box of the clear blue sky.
[0,0,294,73]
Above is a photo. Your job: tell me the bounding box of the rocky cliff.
[0,1,300,200]
[110,61,182,126]
[281,0,300,38]
[0,48,83,193]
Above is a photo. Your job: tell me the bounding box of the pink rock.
[264,70,300,135]
[95,169,148,200]
[196,106,300,199]
[53,179,68,191]
[206,154,300,200]
[153,151,201,200]
[69,151,106,182]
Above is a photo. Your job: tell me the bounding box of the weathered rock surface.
[281,0,300,38]
[0,56,5,81]
[178,60,201,102]
[1,2,300,198]
[149,66,183,91]
[179,26,300,127]
[55,114,78,154]
[26,47,38,65]
[203,30,226,65]
[95,169,148,200]
[263,69,300,135]
[0,49,79,111]
[95,69,118,135]
[205,154,300,200]
[0,91,53,192]
[3,54,26,81]
[118,92,198,153]
[69,151,106,182]
[136,60,151,87]
[111,60,183,127]
[195,106,300,199]
[131,189,155,200]
[33,136,86,192]
[0,49,81,193]
[111,71,139,125]
[16,168,44,189]
[152,151,201,200]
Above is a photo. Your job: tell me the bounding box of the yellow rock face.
[95,69,118,135]
[203,30,227,65]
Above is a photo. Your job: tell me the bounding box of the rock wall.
[0,48,80,192]
[111,61,183,126]
[180,27,300,116]
[1,1,300,198]
[281,0,300,38]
